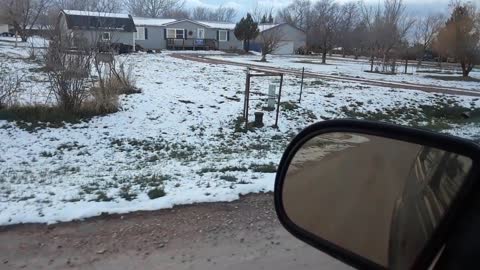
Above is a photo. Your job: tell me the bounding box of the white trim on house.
[163,19,210,28]
[102,32,111,41]
[136,26,146,40]
[166,28,185,39]
[197,28,205,39]
[218,30,228,42]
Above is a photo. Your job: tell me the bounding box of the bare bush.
[89,80,119,114]
[0,67,22,109]
[44,29,93,112]
[111,63,140,95]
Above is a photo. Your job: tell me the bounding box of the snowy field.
[207,54,480,91]
[1,43,480,225]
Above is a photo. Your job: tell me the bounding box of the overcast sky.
[183,0,453,18]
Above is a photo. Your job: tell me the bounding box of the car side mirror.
[274,120,480,270]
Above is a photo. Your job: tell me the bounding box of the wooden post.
[275,74,284,128]
[245,74,251,131]
[243,68,250,118]
[299,67,305,103]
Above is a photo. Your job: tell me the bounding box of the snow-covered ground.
[1,46,480,225]
[207,54,480,91]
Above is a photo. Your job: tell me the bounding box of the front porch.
[166,38,218,50]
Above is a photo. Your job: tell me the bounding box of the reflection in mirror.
[282,133,472,269]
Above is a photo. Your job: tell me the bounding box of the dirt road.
[0,193,351,270]
[171,54,480,97]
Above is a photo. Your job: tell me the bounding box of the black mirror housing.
[274,120,480,270]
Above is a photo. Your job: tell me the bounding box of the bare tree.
[277,0,312,31]
[125,0,185,18]
[1,0,53,42]
[190,6,237,22]
[214,6,237,22]
[310,0,341,64]
[414,13,445,63]
[191,6,210,20]
[259,27,284,62]
[337,2,359,57]
[53,0,121,12]
[164,7,189,19]
[360,0,415,73]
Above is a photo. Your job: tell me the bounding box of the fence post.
[299,67,305,103]
[275,74,284,128]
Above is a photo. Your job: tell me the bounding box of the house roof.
[133,17,177,27]
[196,21,236,30]
[61,10,136,32]
[63,10,130,19]
[258,24,280,32]
[258,23,306,33]
[162,19,212,28]
[135,18,236,30]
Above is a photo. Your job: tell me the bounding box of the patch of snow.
[1,46,480,225]
[63,10,130,19]
[196,21,236,30]
[134,18,177,27]
[208,54,480,91]
[258,24,280,32]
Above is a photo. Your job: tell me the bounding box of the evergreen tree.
[268,13,274,23]
[261,14,267,23]
[234,13,260,52]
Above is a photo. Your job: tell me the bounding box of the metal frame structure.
[243,67,284,130]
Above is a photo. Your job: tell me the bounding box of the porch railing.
[166,38,218,50]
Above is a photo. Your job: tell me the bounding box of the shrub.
[112,63,141,95]
[44,36,93,112]
[0,67,22,109]
[147,188,166,199]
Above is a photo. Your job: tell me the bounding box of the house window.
[218,30,228,42]
[102,32,111,41]
[136,27,147,40]
[176,29,184,39]
[166,28,185,39]
[197,28,205,39]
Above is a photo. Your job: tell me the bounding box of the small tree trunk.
[261,54,267,62]
[322,48,327,64]
[405,58,408,74]
[370,52,374,72]
[342,48,346,58]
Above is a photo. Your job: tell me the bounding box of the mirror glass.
[283,132,472,269]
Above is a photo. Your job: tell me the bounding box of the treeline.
[276,0,479,77]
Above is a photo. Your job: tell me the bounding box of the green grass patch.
[424,75,480,82]
[220,175,238,182]
[280,101,300,111]
[250,163,277,173]
[147,188,166,199]
[340,99,480,131]
[0,105,117,131]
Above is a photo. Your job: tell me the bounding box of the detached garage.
[254,23,306,55]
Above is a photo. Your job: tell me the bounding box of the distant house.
[252,23,307,55]
[58,10,137,49]
[133,18,242,51]
[57,10,305,54]
[0,23,13,36]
